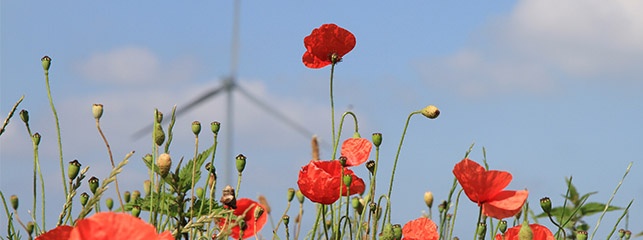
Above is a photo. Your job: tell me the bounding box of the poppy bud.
[476,222,487,238]
[372,133,382,147]
[105,197,114,211]
[154,109,163,124]
[258,195,271,214]
[26,221,34,235]
[205,162,216,174]
[518,220,533,240]
[576,231,588,240]
[311,135,320,160]
[255,206,265,220]
[424,191,434,209]
[282,215,290,226]
[143,180,152,197]
[210,121,221,134]
[365,160,376,174]
[343,174,352,188]
[352,197,364,215]
[156,153,172,178]
[392,224,402,240]
[287,188,295,202]
[92,104,103,120]
[295,190,305,204]
[68,160,81,180]
[88,176,99,194]
[420,105,440,119]
[19,110,29,124]
[381,223,394,240]
[80,192,89,206]
[10,195,18,210]
[154,125,165,146]
[32,132,41,146]
[499,220,508,234]
[41,56,51,71]
[235,154,247,173]
[438,200,447,214]
[131,205,141,218]
[142,154,153,164]
[196,187,205,199]
[131,190,141,202]
[124,191,131,203]
[540,197,552,214]
[192,121,201,135]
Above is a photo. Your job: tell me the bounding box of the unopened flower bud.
[92,104,103,120]
[192,121,201,135]
[196,187,205,199]
[381,223,394,240]
[10,195,18,210]
[295,190,305,204]
[282,215,290,226]
[343,174,352,188]
[68,160,81,180]
[287,188,295,202]
[518,220,533,240]
[424,191,434,209]
[499,220,508,233]
[106,198,114,211]
[32,132,41,146]
[124,191,131,203]
[258,195,271,214]
[19,110,29,124]
[540,197,552,214]
[236,154,247,173]
[131,205,141,218]
[392,224,402,240]
[88,176,99,194]
[80,192,89,206]
[156,153,172,177]
[366,160,376,174]
[438,200,447,213]
[41,56,51,71]
[154,125,165,146]
[26,221,34,235]
[372,133,382,147]
[352,197,364,215]
[154,109,163,124]
[210,121,220,134]
[476,222,487,238]
[143,180,152,197]
[131,190,140,202]
[420,105,440,119]
[576,231,588,240]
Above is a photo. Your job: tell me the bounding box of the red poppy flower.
[218,198,268,239]
[36,225,73,240]
[302,23,356,68]
[340,137,372,167]
[494,223,554,240]
[65,212,173,240]
[402,217,439,240]
[452,158,528,219]
[297,160,366,204]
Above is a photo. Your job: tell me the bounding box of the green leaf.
[564,177,579,204]
[178,145,215,194]
[580,202,621,216]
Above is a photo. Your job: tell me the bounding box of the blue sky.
[2,0,642,238]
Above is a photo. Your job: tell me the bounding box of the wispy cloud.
[417,0,643,97]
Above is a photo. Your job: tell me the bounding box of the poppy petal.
[340,138,372,167]
[401,217,439,240]
[302,23,356,69]
[69,212,173,240]
[218,198,268,239]
[302,51,326,69]
[36,225,73,240]
[297,160,365,204]
[453,158,512,203]
[483,190,529,219]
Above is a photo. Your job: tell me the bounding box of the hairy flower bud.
[420,105,440,119]
[156,153,172,178]
[196,187,205,199]
[106,198,114,211]
[392,224,402,240]
[10,195,18,210]
[131,205,141,218]
[154,125,165,146]
[143,180,152,197]
[287,188,295,202]
[124,191,131,203]
[424,191,434,209]
[518,220,533,240]
[295,190,305,204]
[131,190,140,202]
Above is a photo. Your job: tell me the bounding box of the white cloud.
[418,0,643,97]
[75,46,200,85]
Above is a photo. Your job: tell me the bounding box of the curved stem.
[96,120,125,212]
[385,111,421,204]
[333,111,358,159]
[44,70,67,198]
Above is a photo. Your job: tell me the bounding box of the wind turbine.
[134,0,318,185]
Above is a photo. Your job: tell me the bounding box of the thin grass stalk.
[43,61,68,198]
[605,199,633,239]
[590,161,633,239]
[0,95,23,136]
[95,118,125,212]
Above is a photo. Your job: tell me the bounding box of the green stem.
[329,63,337,156]
[474,206,483,240]
[95,120,125,213]
[333,111,358,159]
[35,144,46,229]
[44,69,68,197]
